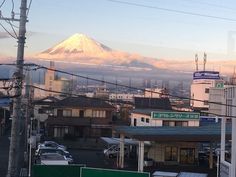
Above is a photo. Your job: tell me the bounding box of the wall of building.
[148,142,198,164]
[209,87,224,116]
[131,112,199,127]
[191,80,214,108]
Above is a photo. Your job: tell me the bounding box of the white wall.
[191,79,215,108]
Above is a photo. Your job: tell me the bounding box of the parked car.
[35,147,73,164]
[38,141,67,151]
[103,145,129,158]
[40,153,69,165]
[152,171,178,177]
[178,172,207,177]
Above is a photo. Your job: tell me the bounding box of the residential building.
[221,86,236,177]
[46,96,115,138]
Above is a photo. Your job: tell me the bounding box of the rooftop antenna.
[195,54,198,71]
[203,52,207,71]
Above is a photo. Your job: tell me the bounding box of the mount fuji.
[35,33,161,68]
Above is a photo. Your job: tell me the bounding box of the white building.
[221,86,236,177]
[144,88,163,98]
[208,87,225,117]
[191,71,223,110]
[44,64,71,97]
[109,93,140,102]
[130,109,200,127]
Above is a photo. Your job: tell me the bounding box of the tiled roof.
[53,96,115,109]
[134,97,172,110]
[33,96,60,105]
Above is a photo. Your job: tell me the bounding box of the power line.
[26,0,32,16]
[31,63,236,108]
[107,0,236,22]
[30,84,132,105]
[0,0,6,9]
[29,84,236,119]
[0,22,17,39]
[179,0,236,12]
[0,62,235,108]
[11,0,14,14]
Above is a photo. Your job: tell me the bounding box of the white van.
[152,171,178,177]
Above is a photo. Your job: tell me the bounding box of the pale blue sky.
[1,0,236,60]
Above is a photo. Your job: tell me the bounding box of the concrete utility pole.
[5,0,28,177]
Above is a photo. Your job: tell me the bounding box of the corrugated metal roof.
[114,123,231,141]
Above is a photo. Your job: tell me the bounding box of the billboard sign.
[151,112,200,120]
[193,71,220,80]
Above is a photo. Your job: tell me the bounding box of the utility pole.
[2,0,28,177]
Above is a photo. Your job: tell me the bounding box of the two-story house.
[46,96,115,138]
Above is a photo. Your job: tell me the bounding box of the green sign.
[152,112,200,120]
[32,164,85,177]
[81,167,150,177]
[215,82,224,88]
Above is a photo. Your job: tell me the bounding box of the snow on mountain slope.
[36,33,159,67]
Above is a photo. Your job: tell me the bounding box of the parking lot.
[68,149,217,177]
[33,139,219,177]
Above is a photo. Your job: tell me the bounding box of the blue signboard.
[200,116,218,123]
[193,71,220,80]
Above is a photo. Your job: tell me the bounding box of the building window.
[63,109,72,117]
[53,126,68,138]
[134,119,137,126]
[163,121,169,126]
[205,88,209,93]
[141,117,144,122]
[175,121,188,127]
[175,121,182,126]
[92,110,106,118]
[146,118,149,123]
[79,110,84,118]
[169,121,175,127]
[165,146,178,161]
[57,109,63,117]
[163,121,188,127]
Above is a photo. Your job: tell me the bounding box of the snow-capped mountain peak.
[42,33,112,56]
[36,33,160,67]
